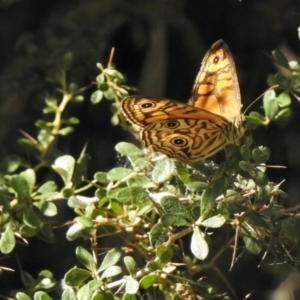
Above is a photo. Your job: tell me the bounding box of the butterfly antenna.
[244,85,279,114]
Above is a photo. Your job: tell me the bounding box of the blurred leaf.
[62,52,73,69]
[16,293,32,300]
[76,246,97,272]
[125,276,139,294]
[52,155,75,187]
[152,159,175,183]
[115,142,143,157]
[100,266,122,279]
[33,291,52,300]
[0,223,15,254]
[150,221,168,247]
[62,288,76,300]
[200,215,226,228]
[241,224,262,254]
[156,245,173,264]
[0,155,21,173]
[11,175,32,201]
[107,167,133,181]
[191,227,209,260]
[98,248,122,273]
[252,147,270,163]
[23,208,41,229]
[139,274,158,289]
[91,90,103,104]
[124,256,138,277]
[272,49,290,69]
[64,268,91,286]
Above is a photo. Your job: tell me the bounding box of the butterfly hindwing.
[141,118,227,163]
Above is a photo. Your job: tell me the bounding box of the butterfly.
[121,40,246,163]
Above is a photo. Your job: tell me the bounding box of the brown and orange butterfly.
[121,40,246,163]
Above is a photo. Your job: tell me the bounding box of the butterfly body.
[121,40,246,163]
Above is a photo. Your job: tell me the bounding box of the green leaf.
[76,246,97,272]
[191,227,209,260]
[124,256,138,277]
[100,266,122,279]
[91,90,104,104]
[186,181,207,192]
[62,52,73,69]
[77,283,93,300]
[34,201,57,217]
[115,187,147,204]
[62,288,76,300]
[0,155,21,173]
[240,144,252,161]
[37,222,56,243]
[175,162,191,184]
[246,111,266,127]
[149,221,168,247]
[23,208,41,229]
[69,83,78,94]
[139,274,158,289]
[73,154,91,187]
[11,175,31,201]
[33,291,52,300]
[0,223,15,254]
[16,293,32,300]
[94,172,109,183]
[98,248,122,273]
[161,214,191,227]
[200,215,226,228]
[20,224,39,237]
[115,142,143,157]
[64,268,91,286]
[58,126,74,136]
[37,181,57,194]
[241,224,262,254]
[252,147,270,163]
[125,276,139,294]
[107,167,133,181]
[75,216,93,228]
[152,159,175,183]
[263,90,278,120]
[66,223,83,241]
[277,92,291,107]
[52,155,75,187]
[201,186,218,218]
[156,245,173,264]
[103,88,115,100]
[272,49,291,69]
[122,294,136,300]
[132,157,149,171]
[275,107,291,121]
[252,169,268,187]
[159,195,194,221]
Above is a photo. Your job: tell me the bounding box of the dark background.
[0,0,300,299]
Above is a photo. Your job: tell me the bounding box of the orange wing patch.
[189,40,241,119]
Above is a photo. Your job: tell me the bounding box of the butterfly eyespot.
[171,137,188,147]
[213,56,220,64]
[141,102,155,109]
[165,121,179,128]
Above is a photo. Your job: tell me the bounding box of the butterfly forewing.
[189,40,241,119]
[121,40,246,164]
[121,97,229,128]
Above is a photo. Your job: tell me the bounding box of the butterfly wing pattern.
[121,40,246,163]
